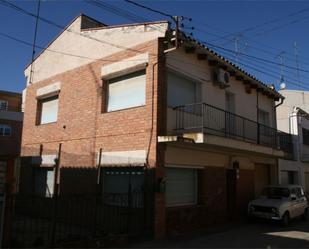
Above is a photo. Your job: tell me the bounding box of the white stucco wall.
[24,16,168,85]
[166,49,277,132]
[277,90,309,188]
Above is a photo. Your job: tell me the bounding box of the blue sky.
[1,0,309,93]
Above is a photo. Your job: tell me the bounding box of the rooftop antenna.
[234,34,248,63]
[294,42,301,88]
[275,51,285,87]
[29,0,41,85]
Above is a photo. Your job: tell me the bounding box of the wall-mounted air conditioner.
[213,68,230,89]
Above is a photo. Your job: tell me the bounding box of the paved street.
[134,219,309,248]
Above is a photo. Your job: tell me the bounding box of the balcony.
[167,102,293,156]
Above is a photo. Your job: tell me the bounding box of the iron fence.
[173,102,293,154]
[7,191,151,248]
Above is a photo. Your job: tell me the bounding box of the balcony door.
[225,92,236,135]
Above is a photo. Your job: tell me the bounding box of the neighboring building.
[277,90,309,193]
[0,90,23,194]
[0,90,22,247]
[20,14,292,238]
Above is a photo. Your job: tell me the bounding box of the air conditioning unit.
[213,68,230,88]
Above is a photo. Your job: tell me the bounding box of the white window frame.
[167,69,201,108]
[106,69,146,112]
[165,165,198,207]
[0,100,8,111]
[0,124,11,136]
[38,95,59,125]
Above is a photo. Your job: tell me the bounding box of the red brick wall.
[0,92,22,157]
[0,92,22,112]
[0,119,22,157]
[21,38,168,238]
[21,39,163,169]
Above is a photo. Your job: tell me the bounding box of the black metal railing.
[173,102,293,154]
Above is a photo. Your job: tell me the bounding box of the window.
[303,128,309,145]
[37,95,59,124]
[34,168,54,197]
[165,167,197,207]
[167,71,201,107]
[258,109,270,126]
[0,124,11,136]
[259,109,270,136]
[0,100,8,111]
[107,70,146,112]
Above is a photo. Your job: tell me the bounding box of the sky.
[1,0,309,93]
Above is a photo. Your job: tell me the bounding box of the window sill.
[36,121,57,126]
[103,105,146,114]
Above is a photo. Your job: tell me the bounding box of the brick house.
[20,14,292,238]
[0,90,23,247]
[0,90,23,194]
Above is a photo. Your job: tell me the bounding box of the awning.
[31,154,57,167]
[97,150,146,167]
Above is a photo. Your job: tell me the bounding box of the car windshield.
[261,187,290,199]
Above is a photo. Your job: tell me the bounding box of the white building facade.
[277,90,309,193]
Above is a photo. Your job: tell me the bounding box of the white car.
[248,185,308,225]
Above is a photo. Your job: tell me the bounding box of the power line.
[0,0,164,59]
[124,0,174,19]
[208,7,309,43]
[0,32,152,63]
[84,0,165,33]
[199,39,309,74]
[86,0,150,23]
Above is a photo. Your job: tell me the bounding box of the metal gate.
[6,167,154,248]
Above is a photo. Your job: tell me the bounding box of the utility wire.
[0,0,163,59]
[209,7,309,43]
[124,0,174,19]
[84,0,166,33]
[0,32,152,63]
[199,39,309,74]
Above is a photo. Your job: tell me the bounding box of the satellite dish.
[280,83,286,90]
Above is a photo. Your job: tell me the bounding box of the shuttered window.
[39,96,59,124]
[165,167,197,207]
[167,71,200,107]
[107,70,146,112]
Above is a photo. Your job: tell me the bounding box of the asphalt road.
[134,218,309,248]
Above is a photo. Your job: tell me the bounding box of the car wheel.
[282,212,290,226]
[302,208,308,221]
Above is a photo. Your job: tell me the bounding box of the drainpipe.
[275,97,284,109]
